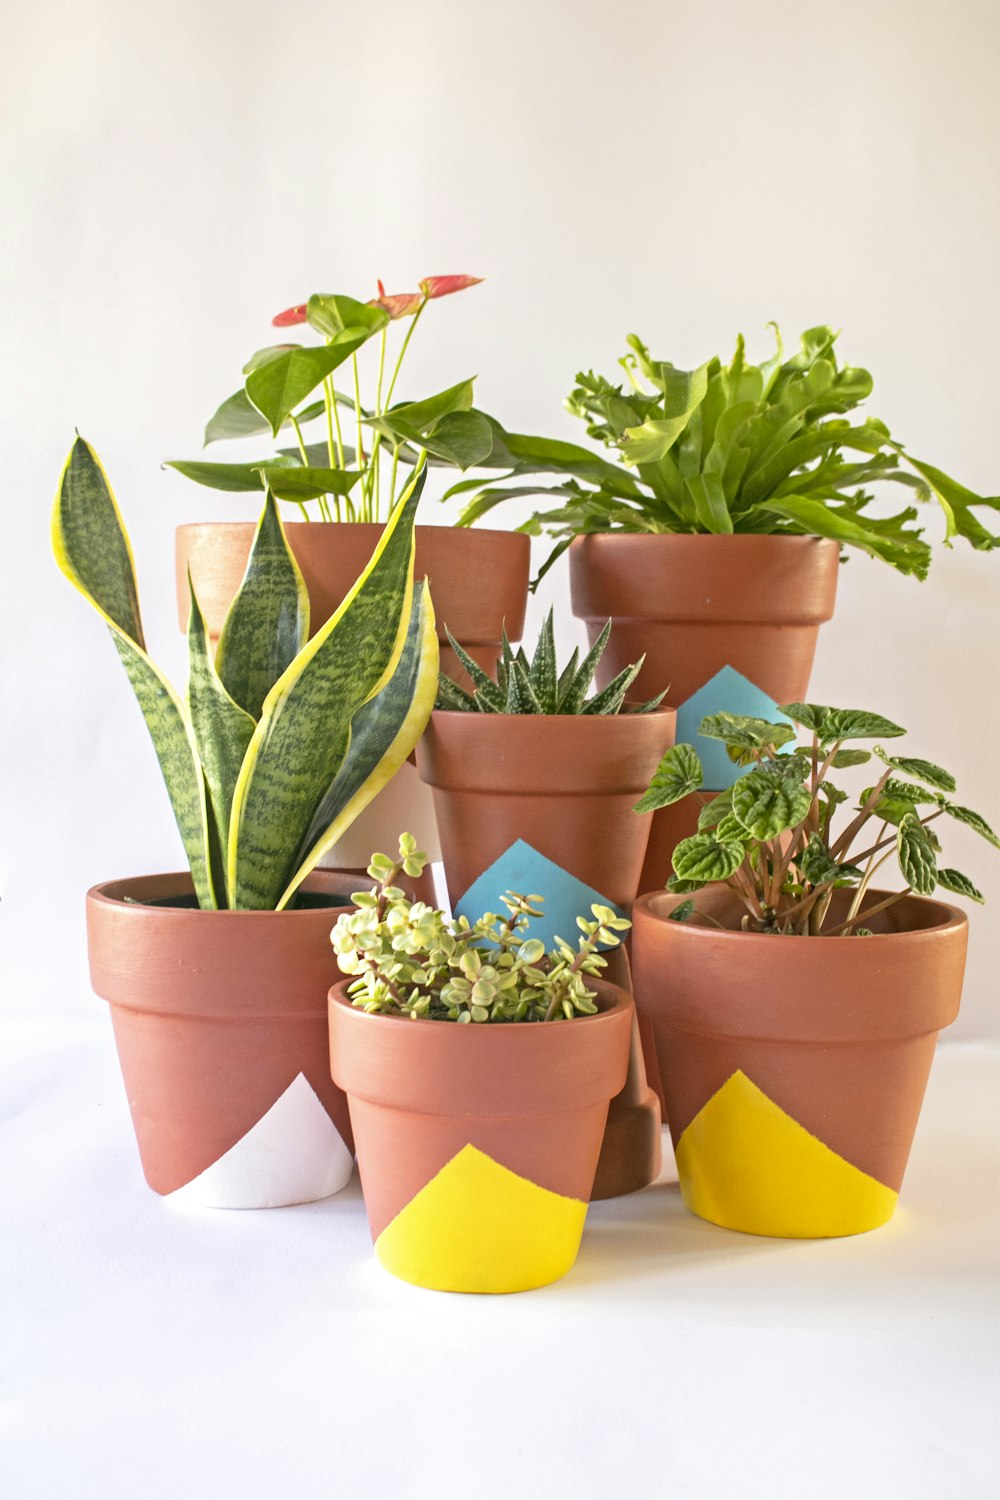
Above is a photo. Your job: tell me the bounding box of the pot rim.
[633,886,968,942]
[86,869,357,919]
[329,973,632,1031]
[175,520,530,542]
[427,706,678,725]
[570,532,841,550]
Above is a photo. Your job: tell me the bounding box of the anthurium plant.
[53,437,438,911]
[436,610,664,714]
[450,324,1000,580]
[637,704,998,934]
[166,274,492,523]
[332,835,631,1022]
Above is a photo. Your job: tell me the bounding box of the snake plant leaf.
[672,833,747,883]
[228,467,426,910]
[897,813,938,895]
[283,581,439,906]
[215,493,310,720]
[873,747,956,793]
[186,580,256,903]
[732,770,813,841]
[936,868,985,904]
[52,437,218,909]
[246,339,374,438]
[635,744,704,814]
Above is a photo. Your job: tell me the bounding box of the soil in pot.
[328,977,633,1293]
[631,886,969,1238]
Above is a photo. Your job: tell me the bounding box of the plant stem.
[384,299,427,409]
[351,354,368,521]
[822,887,912,937]
[290,414,328,521]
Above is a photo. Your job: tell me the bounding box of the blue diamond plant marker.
[453,839,624,951]
[675,665,794,790]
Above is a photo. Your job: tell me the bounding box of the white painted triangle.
[169,1072,354,1209]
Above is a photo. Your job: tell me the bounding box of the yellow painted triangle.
[374,1144,588,1293]
[675,1070,898,1238]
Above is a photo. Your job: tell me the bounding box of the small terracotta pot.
[329,977,633,1293]
[86,870,358,1209]
[175,521,531,681]
[631,887,969,1238]
[589,948,663,1200]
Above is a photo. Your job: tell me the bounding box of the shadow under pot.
[328,976,633,1293]
[86,870,358,1209]
[631,887,969,1239]
[416,709,677,1200]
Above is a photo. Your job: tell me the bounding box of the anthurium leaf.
[165,459,271,493]
[820,708,906,743]
[52,436,218,908]
[732,770,812,840]
[246,340,373,438]
[831,748,872,767]
[229,466,425,910]
[673,833,747,883]
[242,344,300,376]
[634,744,704,813]
[256,465,365,501]
[936,868,985,903]
[873,747,956,793]
[306,294,389,341]
[418,411,494,470]
[384,379,476,434]
[684,472,734,534]
[897,813,938,895]
[940,803,1000,850]
[215,492,309,720]
[186,580,256,903]
[204,389,325,445]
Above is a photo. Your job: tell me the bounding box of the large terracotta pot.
[328,977,632,1293]
[416,709,675,1198]
[631,887,969,1238]
[569,534,840,893]
[86,870,358,1209]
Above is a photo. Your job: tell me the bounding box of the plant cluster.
[332,836,631,1022]
[638,704,999,935]
[436,610,665,714]
[450,324,1000,580]
[166,275,491,523]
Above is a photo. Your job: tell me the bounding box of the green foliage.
[640,700,995,934]
[450,324,1000,579]
[54,438,438,911]
[436,611,666,716]
[332,835,631,1022]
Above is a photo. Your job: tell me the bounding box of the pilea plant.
[638,704,999,935]
[166,275,490,523]
[332,835,632,1021]
[450,323,1000,581]
[436,610,665,714]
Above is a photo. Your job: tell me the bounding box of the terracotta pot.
[329,977,633,1292]
[589,948,662,1200]
[631,887,969,1238]
[86,870,358,1209]
[569,535,840,895]
[175,521,531,681]
[416,710,674,1198]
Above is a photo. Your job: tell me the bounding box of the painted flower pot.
[569,534,840,892]
[86,870,358,1209]
[631,887,969,1238]
[416,709,675,1198]
[328,977,633,1292]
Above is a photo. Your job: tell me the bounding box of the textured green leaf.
[874,747,956,793]
[798,833,862,887]
[781,702,830,735]
[732,770,812,840]
[215,493,309,720]
[673,833,747,883]
[246,339,373,437]
[936,868,984,903]
[667,900,696,922]
[697,787,734,830]
[940,803,1000,850]
[52,437,217,908]
[699,712,797,753]
[634,744,704,814]
[821,709,906,743]
[831,748,872,768]
[897,813,937,894]
[666,874,710,894]
[228,467,425,909]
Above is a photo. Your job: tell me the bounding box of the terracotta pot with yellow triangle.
[631,886,969,1238]
[328,977,632,1292]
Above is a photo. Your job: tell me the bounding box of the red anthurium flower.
[419,275,484,300]
[369,280,424,320]
[272,303,308,327]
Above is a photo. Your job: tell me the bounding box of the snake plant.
[53,437,439,910]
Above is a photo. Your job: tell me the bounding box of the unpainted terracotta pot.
[328,977,633,1293]
[589,948,663,1199]
[86,870,358,1209]
[416,709,675,1199]
[175,521,531,681]
[631,886,969,1238]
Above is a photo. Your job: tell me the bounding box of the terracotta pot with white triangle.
[86,870,359,1208]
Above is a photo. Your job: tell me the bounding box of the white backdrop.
[2,0,998,1037]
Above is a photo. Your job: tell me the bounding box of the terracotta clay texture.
[87,870,358,1207]
[328,977,633,1292]
[589,948,662,1200]
[631,887,969,1238]
[175,522,530,680]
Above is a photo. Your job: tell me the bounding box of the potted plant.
[630,704,997,1237]
[416,614,674,1197]
[328,837,633,1293]
[450,323,1000,887]
[53,435,438,1208]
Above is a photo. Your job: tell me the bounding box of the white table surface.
[3,1016,999,1500]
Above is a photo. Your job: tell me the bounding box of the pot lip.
[86,870,356,918]
[175,521,529,543]
[633,886,969,941]
[427,706,678,726]
[328,974,633,1031]
[570,532,840,552]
